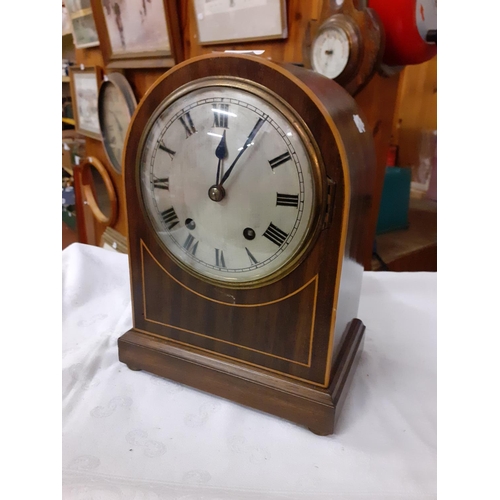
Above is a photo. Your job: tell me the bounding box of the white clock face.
[312,26,350,79]
[100,83,131,173]
[139,83,317,285]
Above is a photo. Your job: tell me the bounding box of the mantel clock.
[118,53,376,435]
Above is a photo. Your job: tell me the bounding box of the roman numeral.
[160,207,179,230]
[263,222,288,246]
[245,247,258,265]
[183,234,198,255]
[276,193,299,207]
[213,103,229,128]
[179,112,196,138]
[215,248,226,268]
[158,141,176,159]
[153,176,169,190]
[269,152,291,169]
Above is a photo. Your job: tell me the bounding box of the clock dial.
[139,82,318,285]
[98,74,137,174]
[312,26,351,79]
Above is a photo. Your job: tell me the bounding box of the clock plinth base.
[118,319,365,435]
[126,365,143,372]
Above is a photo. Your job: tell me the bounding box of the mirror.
[81,157,117,226]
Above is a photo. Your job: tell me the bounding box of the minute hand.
[220,117,265,186]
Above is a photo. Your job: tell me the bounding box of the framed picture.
[89,0,184,68]
[65,0,100,49]
[69,66,103,140]
[192,0,288,45]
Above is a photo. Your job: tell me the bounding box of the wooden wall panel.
[392,56,437,168]
[73,47,166,244]
[183,0,323,63]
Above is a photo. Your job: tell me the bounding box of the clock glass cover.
[312,25,350,79]
[99,75,136,173]
[139,80,319,286]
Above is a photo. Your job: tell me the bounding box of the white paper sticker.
[74,155,80,165]
[63,143,70,150]
[103,74,109,82]
[353,115,366,133]
[80,63,84,71]
[224,50,265,55]
[112,242,117,249]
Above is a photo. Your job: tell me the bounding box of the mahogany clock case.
[118,54,376,435]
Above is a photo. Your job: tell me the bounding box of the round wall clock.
[98,73,137,174]
[118,53,376,435]
[303,0,384,95]
[311,19,352,80]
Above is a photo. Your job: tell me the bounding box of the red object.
[368,0,437,66]
[386,145,398,167]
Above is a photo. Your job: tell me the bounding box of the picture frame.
[89,0,184,69]
[65,0,100,49]
[69,66,103,140]
[192,0,288,45]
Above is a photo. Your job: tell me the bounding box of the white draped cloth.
[62,243,436,499]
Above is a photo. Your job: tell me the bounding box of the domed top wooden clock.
[118,53,376,435]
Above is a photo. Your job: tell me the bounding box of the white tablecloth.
[62,243,436,499]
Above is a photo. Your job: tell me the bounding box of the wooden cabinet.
[372,56,437,271]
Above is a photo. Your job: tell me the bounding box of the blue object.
[376,167,411,235]
[62,186,75,207]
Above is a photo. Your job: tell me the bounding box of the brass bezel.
[135,76,326,289]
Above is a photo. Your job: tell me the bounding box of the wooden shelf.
[62,76,70,83]
[62,117,75,125]
[372,198,437,272]
[63,165,74,176]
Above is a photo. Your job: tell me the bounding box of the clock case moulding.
[118,53,376,436]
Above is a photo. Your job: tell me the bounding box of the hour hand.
[215,129,227,160]
[215,130,227,185]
